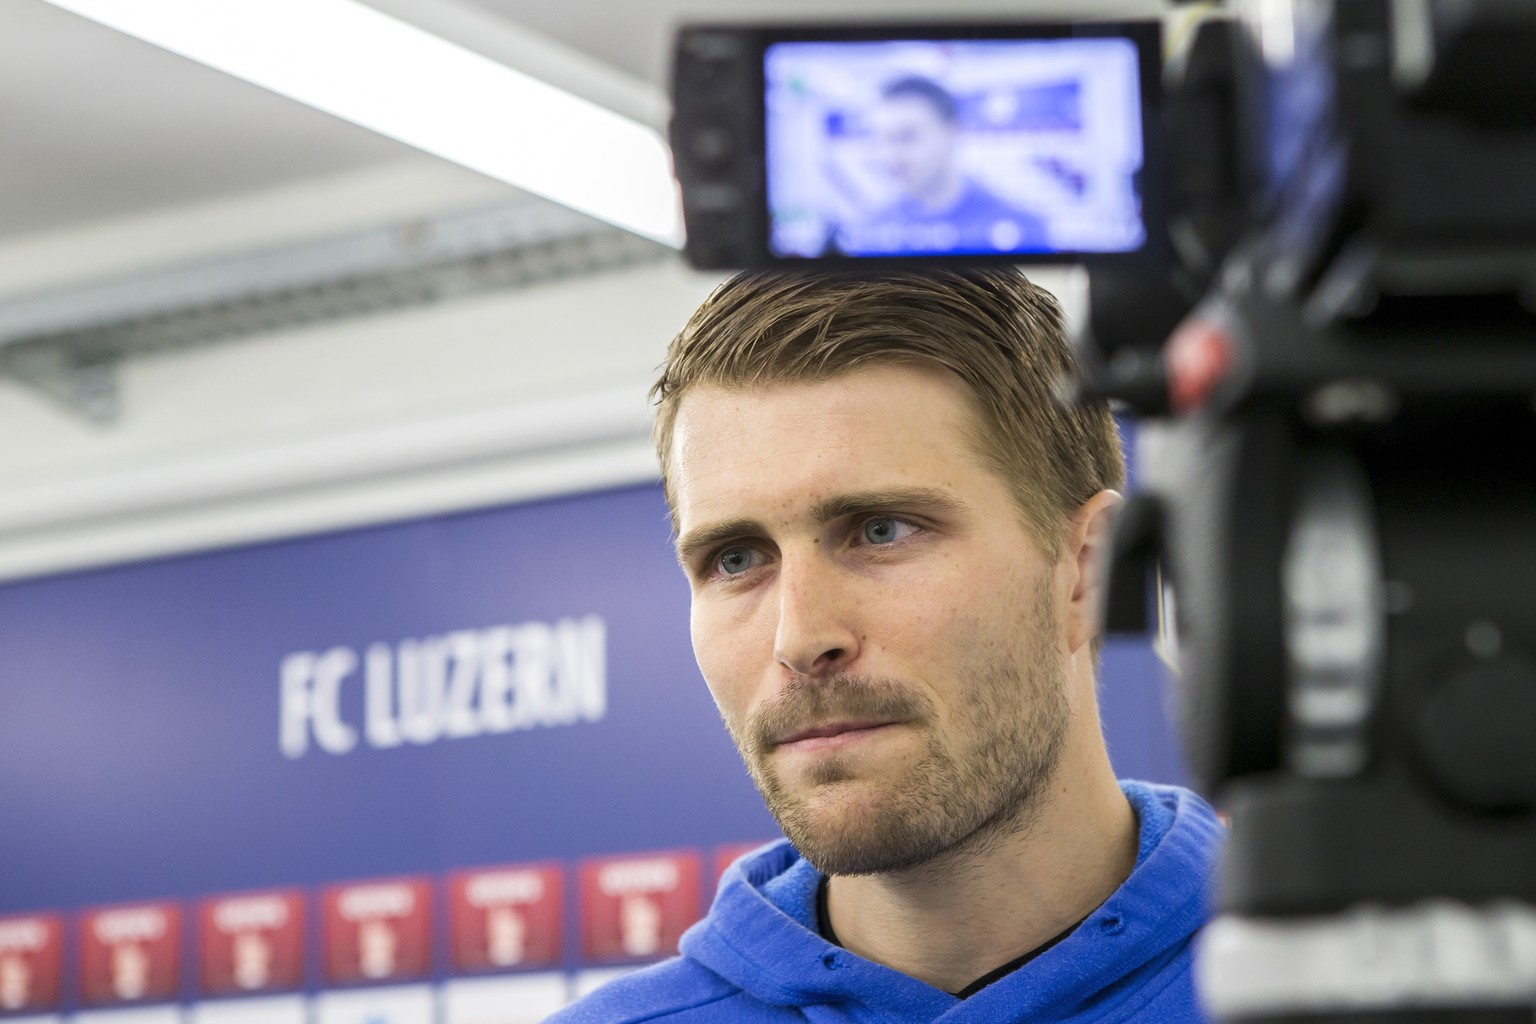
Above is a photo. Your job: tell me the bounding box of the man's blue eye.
[717,547,755,575]
[863,517,905,545]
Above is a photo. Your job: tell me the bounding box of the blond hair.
[652,268,1123,558]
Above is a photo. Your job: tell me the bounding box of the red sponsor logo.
[322,877,432,985]
[0,914,61,1012]
[448,864,562,973]
[579,851,701,963]
[80,902,181,1006]
[199,890,305,995]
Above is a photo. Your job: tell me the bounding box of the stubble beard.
[727,588,1070,877]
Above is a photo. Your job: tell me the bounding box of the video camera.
[668,2,1536,1021]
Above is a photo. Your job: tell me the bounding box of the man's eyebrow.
[675,489,968,568]
[810,487,968,524]
[675,518,764,569]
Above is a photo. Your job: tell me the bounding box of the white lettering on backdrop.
[279,616,607,758]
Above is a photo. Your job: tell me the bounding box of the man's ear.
[1064,489,1125,655]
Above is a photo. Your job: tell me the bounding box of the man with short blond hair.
[551,268,1221,1023]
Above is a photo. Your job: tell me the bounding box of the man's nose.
[772,553,860,678]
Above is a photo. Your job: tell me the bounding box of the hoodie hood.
[678,781,1224,1023]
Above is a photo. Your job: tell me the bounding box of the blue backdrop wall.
[0,480,1185,1015]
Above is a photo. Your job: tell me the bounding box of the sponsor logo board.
[0,913,61,1013]
[79,903,181,1006]
[322,878,431,985]
[448,864,562,973]
[578,851,701,963]
[199,890,304,996]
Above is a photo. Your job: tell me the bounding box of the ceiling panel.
[0,1,434,239]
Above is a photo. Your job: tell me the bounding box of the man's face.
[871,95,958,202]
[670,363,1072,875]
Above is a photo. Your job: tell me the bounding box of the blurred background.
[0,1,1175,1022]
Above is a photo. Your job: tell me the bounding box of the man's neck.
[823,746,1138,994]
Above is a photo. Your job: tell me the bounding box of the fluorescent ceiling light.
[41,0,684,247]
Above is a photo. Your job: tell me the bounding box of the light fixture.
[40,0,684,247]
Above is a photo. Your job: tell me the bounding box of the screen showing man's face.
[764,36,1150,258]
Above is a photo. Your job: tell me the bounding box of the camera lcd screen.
[764,36,1151,260]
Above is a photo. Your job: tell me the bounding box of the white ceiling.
[0,0,411,238]
[1,0,1162,245]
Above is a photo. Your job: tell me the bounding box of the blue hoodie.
[550,782,1223,1024]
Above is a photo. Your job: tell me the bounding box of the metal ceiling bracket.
[0,198,671,426]
[0,345,119,426]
